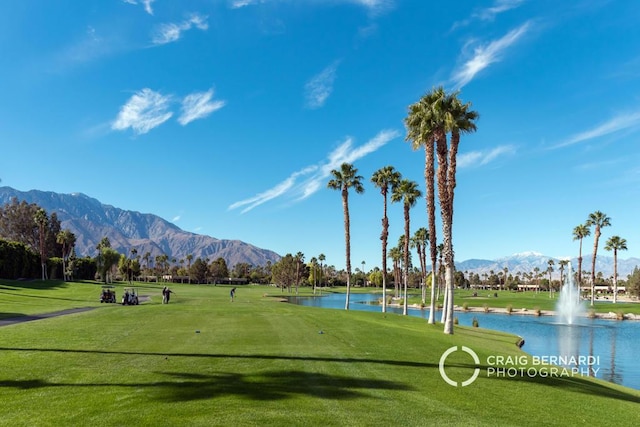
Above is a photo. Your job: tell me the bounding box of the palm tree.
[371,165,402,312]
[405,87,443,325]
[547,259,555,297]
[412,227,429,304]
[439,91,478,333]
[34,208,49,280]
[186,254,193,284]
[586,211,611,306]
[318,253,326,291]
[295,251,304,295]
[604,236,627,304]
[327,162,365,310]
[56,229,76,281]
[392,179,422,315]
[388,246,402,298]
[572,224,591,289]
[558,259,569,287]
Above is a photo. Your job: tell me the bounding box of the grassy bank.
[0,281,638,426]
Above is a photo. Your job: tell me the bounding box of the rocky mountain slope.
[0,186,280,267]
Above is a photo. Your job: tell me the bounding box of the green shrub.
[472,317,479,327]
[506,304,513,314]
[534,307,541,317]
[462,302,469,311]
[616,310,625,320]
[453,316,459,325]
[483,304,489,313]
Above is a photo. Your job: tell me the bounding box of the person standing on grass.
[230,287,236,302]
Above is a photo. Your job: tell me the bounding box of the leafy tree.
[392,179,422,315]
[604,236,627,303]
[191,258,209,284]
[209,257,229,282]
[586,211,611,306]
[271,253,298,293]
[371,165,402,312]
[327,162,365,310]
[100,248,120,283]
[627,267,640,298]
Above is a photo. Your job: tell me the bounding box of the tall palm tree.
[388,246,402,298]
[327,162,365,310]
[439,91,478,333]
[572,224,591,289]
[186,254,193,284]
[318,253,326,290]
[404,87,444,324]
[34,208,49,281]
[547,259,555,297]
[558,259,569,287]
[586,211,611,306]
[412,227,429,304]
[604,236,627,304]
[309,256,318,294]
[295,251,304,295]
[392,179,422,315]
[371,165,402,312]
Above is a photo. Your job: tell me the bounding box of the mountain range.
[1,186,638,279]
[0,186,281,267]
[456,251,640,281]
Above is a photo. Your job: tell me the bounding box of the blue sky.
[1,0,639,269]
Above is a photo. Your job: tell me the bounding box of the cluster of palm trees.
[573,210,628,305]
[328,87,478,335]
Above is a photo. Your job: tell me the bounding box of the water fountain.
[556,262,585,324]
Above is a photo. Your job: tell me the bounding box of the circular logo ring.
[439,346,481,387]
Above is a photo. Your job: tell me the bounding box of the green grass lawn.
[0,281,638,426]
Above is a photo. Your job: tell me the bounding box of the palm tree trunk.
[381,195,389,313]
[403,204,410,316]
[613,249,618,304]
[343,189,351,310]
[425,139,438,324]
[590,229,600,306]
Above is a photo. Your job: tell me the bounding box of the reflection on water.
[288,292,640,390]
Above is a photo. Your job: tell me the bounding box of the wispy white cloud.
[229,129,399,213]
[231,0,262,8]
[123,0,156,15]
[304,61,340,109]
[178,89,226,125]
[112,88,173,135]
[553,111,640,149]
[172,215,181,222]
[151,14,209,45]
[230,0,393,14]
[452,0,525,30]
[450,21,531,89]
[457,145,516,168]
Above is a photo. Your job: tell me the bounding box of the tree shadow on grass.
[0,370,412,403]
[444,362,640,404]
[482,366,640,404]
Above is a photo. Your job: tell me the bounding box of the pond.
[287,292,640,390]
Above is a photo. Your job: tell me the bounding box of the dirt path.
[0,307,96,327]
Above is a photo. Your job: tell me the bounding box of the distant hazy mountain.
[456,251,640,280]
[0,186,281,267]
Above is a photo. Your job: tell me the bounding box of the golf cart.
[121,288,139,305]
[100,285,116,303]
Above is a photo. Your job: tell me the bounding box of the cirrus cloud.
[111,88,173,135]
